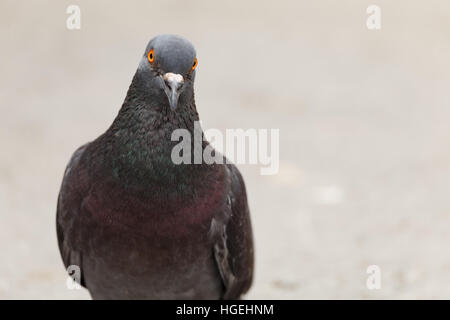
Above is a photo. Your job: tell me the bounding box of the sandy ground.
[1,0,450,299]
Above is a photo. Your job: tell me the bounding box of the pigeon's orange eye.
[192,58,198,71]
[148,49,155,63]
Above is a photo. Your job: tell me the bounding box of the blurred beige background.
[1,0,450,299]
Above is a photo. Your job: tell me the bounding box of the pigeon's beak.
[162,73,184,110]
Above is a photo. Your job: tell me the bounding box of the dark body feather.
[57,64,254,299]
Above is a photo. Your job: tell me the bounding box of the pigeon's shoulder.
[56,142,91,286]
[211,163,254,299]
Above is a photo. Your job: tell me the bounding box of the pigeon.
[56,34,254,299]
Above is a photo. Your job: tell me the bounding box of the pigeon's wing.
[212,164,254,299]
[56,143,89,288]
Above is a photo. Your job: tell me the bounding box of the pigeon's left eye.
[148,49,155,64]
[191,58,198,71]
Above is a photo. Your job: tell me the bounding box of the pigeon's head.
[137,34,198,111]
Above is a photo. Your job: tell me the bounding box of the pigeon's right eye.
[191,58,198,71]
[148,49,155,64]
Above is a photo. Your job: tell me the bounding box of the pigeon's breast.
[73,165,228,298]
